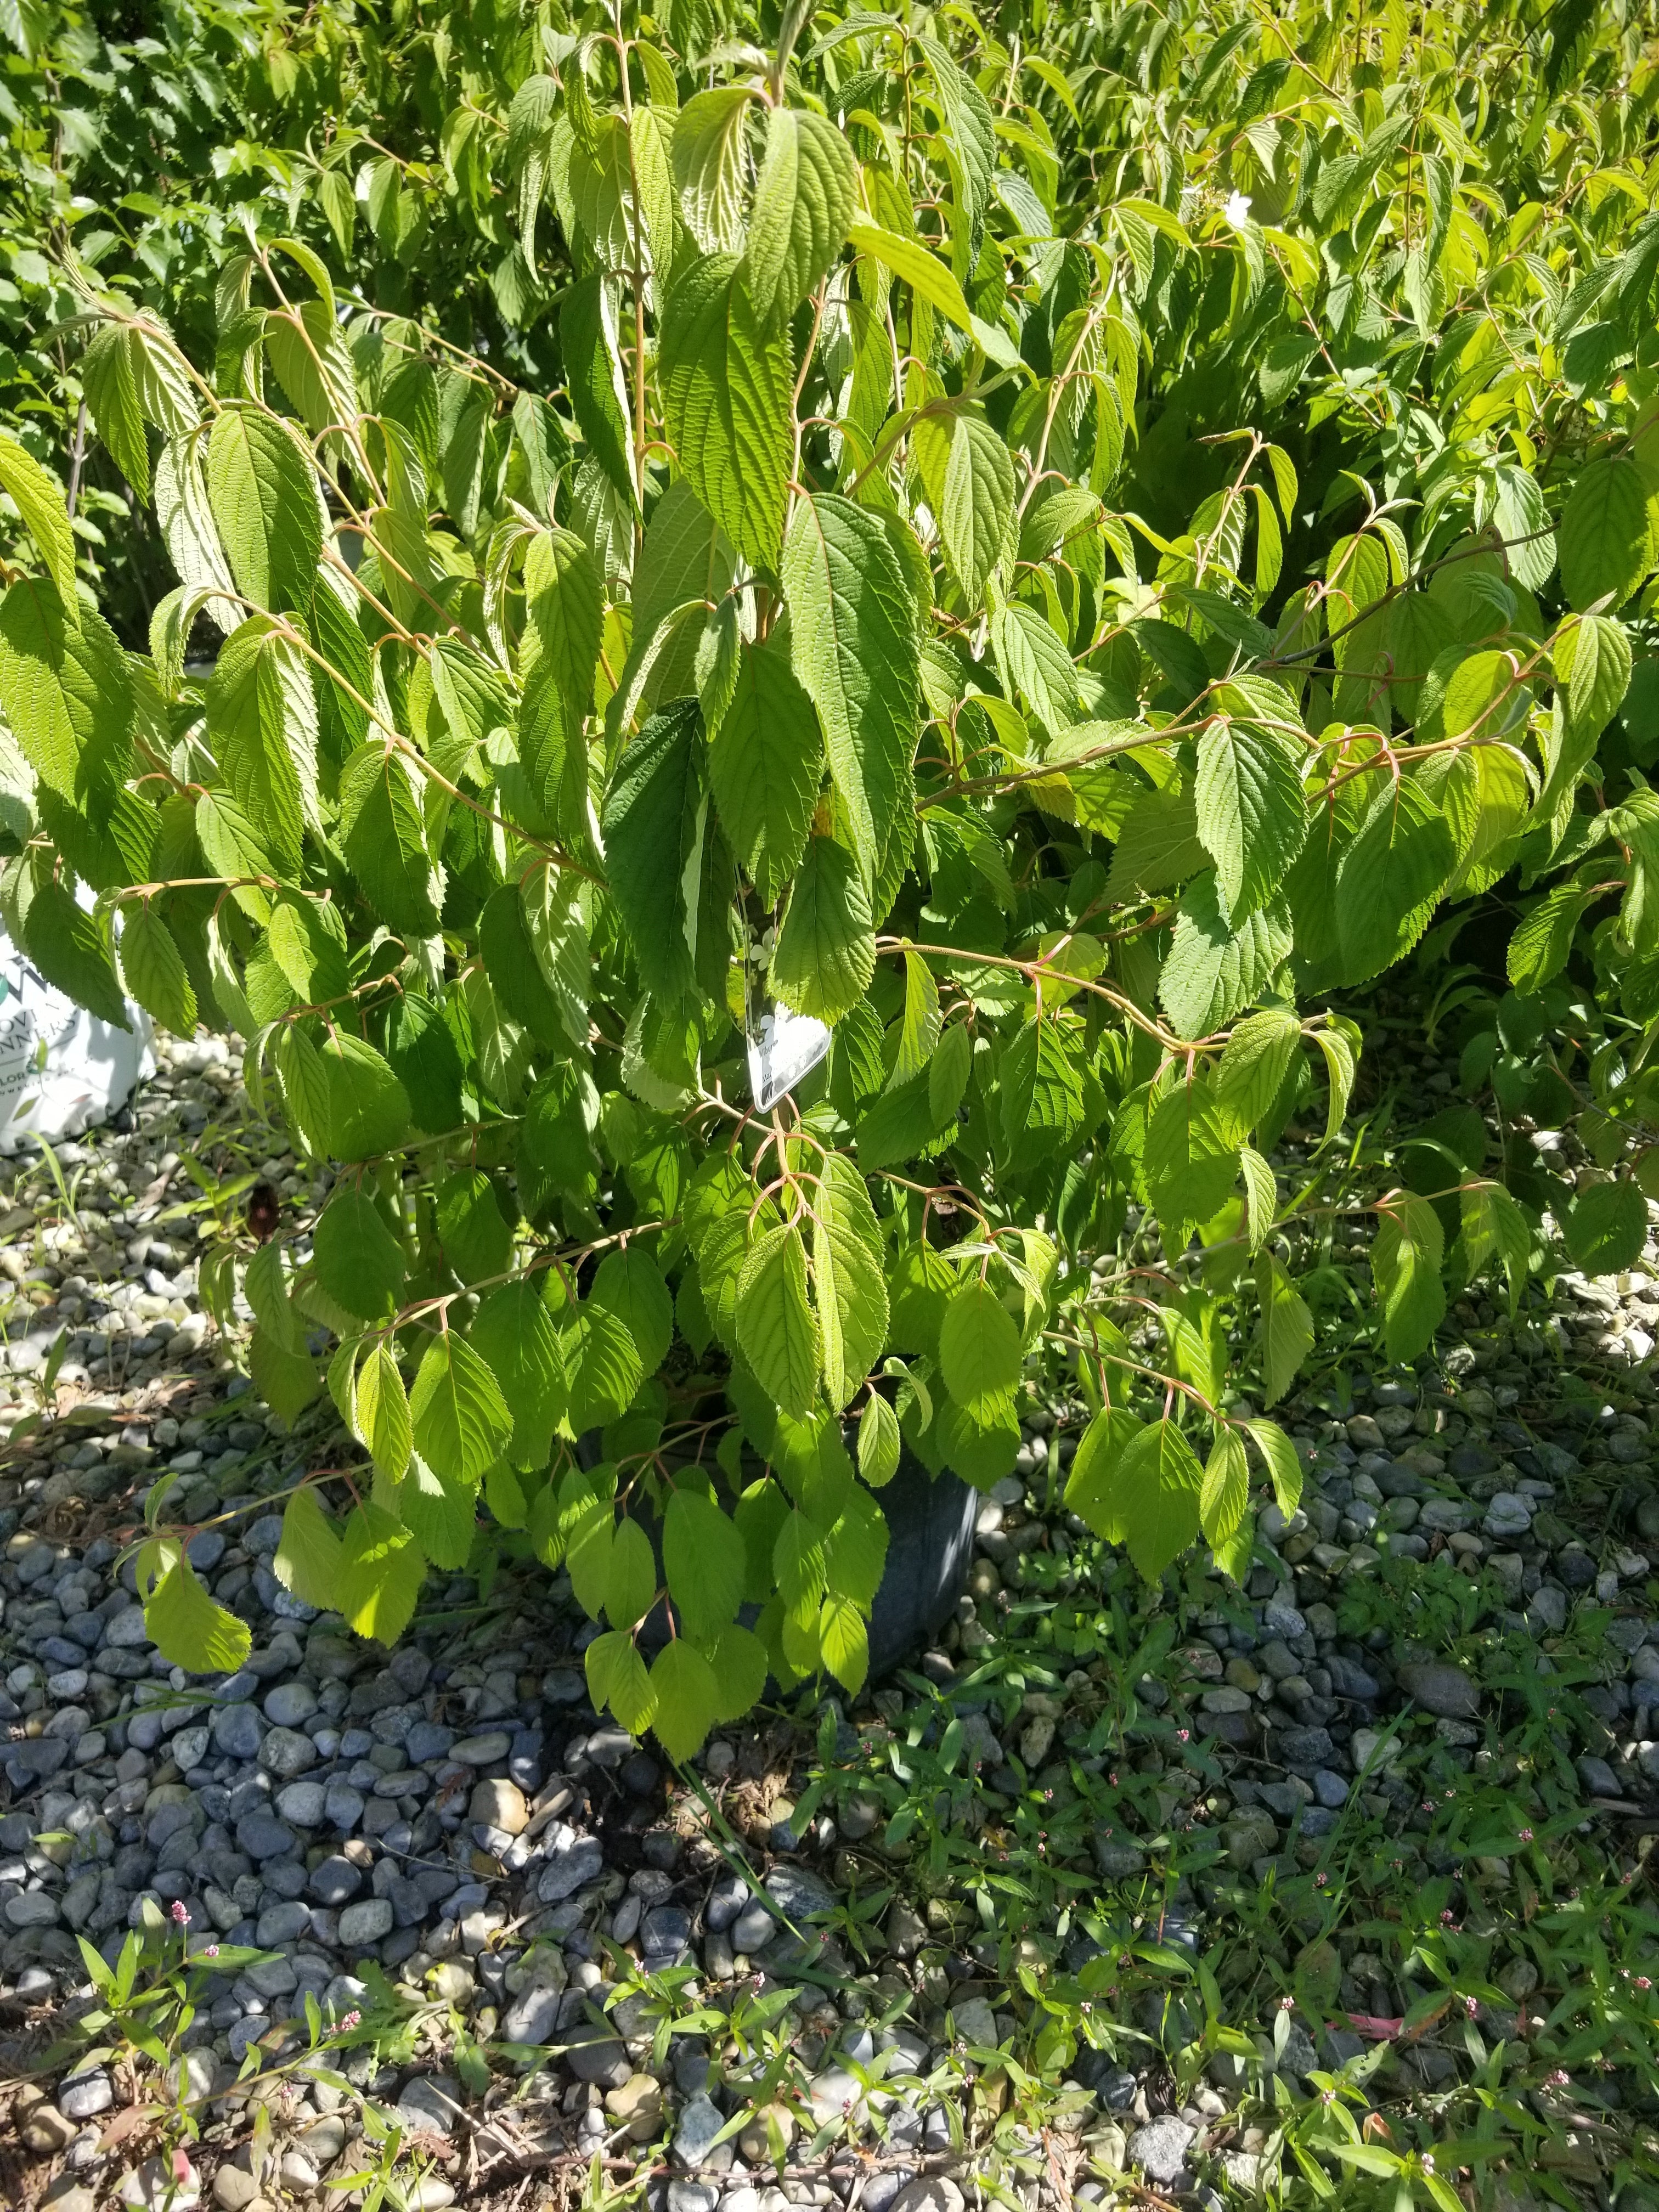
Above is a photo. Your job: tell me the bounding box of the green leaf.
[335,1504,426,1646]
[355,1340,413,1486]
[250,1324,320,1426]
[811,1150,889,1409]
[1244,1418,1304,1518]
[399,1452,477,1571]
[1144,1077,1239,1234]
[781,493,918,887]
[0,578,132,805]
[664,1487,747,1641]
[21,878,128,1029]
[1372,1190,1447,1364]
[1555,611,1632,742]
[1559,455,1654,611]
[846,218,976,337]
[205,614,320,870]
[1460,1180,1532,1314]
[591,1248,674,1376]
[322,1034,411,1161]
[245,1236,303,1355]
[1215,1008,1300,1137]
[819,1593,869,1695]
[1159,875,1292,1040]
[1063,1404,1146,1541]
[0,429,78,607]
[672,86,753,255]
[929,1019,973,1132]
[606,1516,659,1630]
[771,833,876,1025]
[743,105,858,318]
[1256,1252,1312,1407]
[939,1278,1020,1415]
[117,902,196,1034]
[737,1221,820,1419]
[338,744,441,937]
[601,699,708,1008]
[524,526,605,723]
[409,1330,514,1485]
[564,1304,645,1432]
[1333,778,1456,985]
[915,412,1014,607]
[1112,1418,1205,1582]
[479,883,567,1049]
[1564,1178,1646,1277]
[1200,1427,1249,1546]
[702,1623,769,1720]
[708,640,823,907]
[145,1555,252,1675]
[857,1391,901,1488]
[889,950,941,1091]
[559,275,636,507]
[660,255,792,571]
[273,1487,343,1611]
[314,1188,405,1322]
[649,1639,721,1759]
[993,600,1082,734]
[586,1628,659,1738]
[1194,719,1308,924]
[206,407,323,613]
[469,1280,567,1467]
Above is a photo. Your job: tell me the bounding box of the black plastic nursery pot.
[575,1426,979,1682]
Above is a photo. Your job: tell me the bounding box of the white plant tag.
[746,997,831,1111]
[742,911,830,1109]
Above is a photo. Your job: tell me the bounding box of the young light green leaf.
[664,1487,747,1642]
[1243,1418,1304,1518]
[1200,1426,1249,1546]
[1371,1189,1447,1365]
[737,1221,820,1419]
[586,1628,659,1739]
[409,1331,514,1485]
[145,1555,252,1675]
[0,429,78,610]
[1194,719,1308,924]
[649,1638,722,1758]
[273,1487,343,1611]
[335,1504,426,1646]
[857,1391,901,1488]
[1256,1252,1313,1407]
[890,950,941,1091]
[743,105,857,318]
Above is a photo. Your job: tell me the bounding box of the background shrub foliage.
[2,0,1659,1754]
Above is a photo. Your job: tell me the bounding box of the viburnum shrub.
[3,0,1659,1756]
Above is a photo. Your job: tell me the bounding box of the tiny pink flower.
[1520,1828,1534,1842]
[171,1900,190,1927]
[1279,1995,1294,2011]
[205,1943,219,1959]
[1547,2068,1570,2088]
[1441,1910,1455,1924]
[338,2009,361,2032]
[1464,1996,1478,2017]
[1176,1729,1189,1743]
[1636,1977,1652,1991]
[1315,1872,1328,1887]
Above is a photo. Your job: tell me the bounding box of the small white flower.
[1223,190,1254,229]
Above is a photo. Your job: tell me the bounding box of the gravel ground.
[3,1034,1659,2211]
